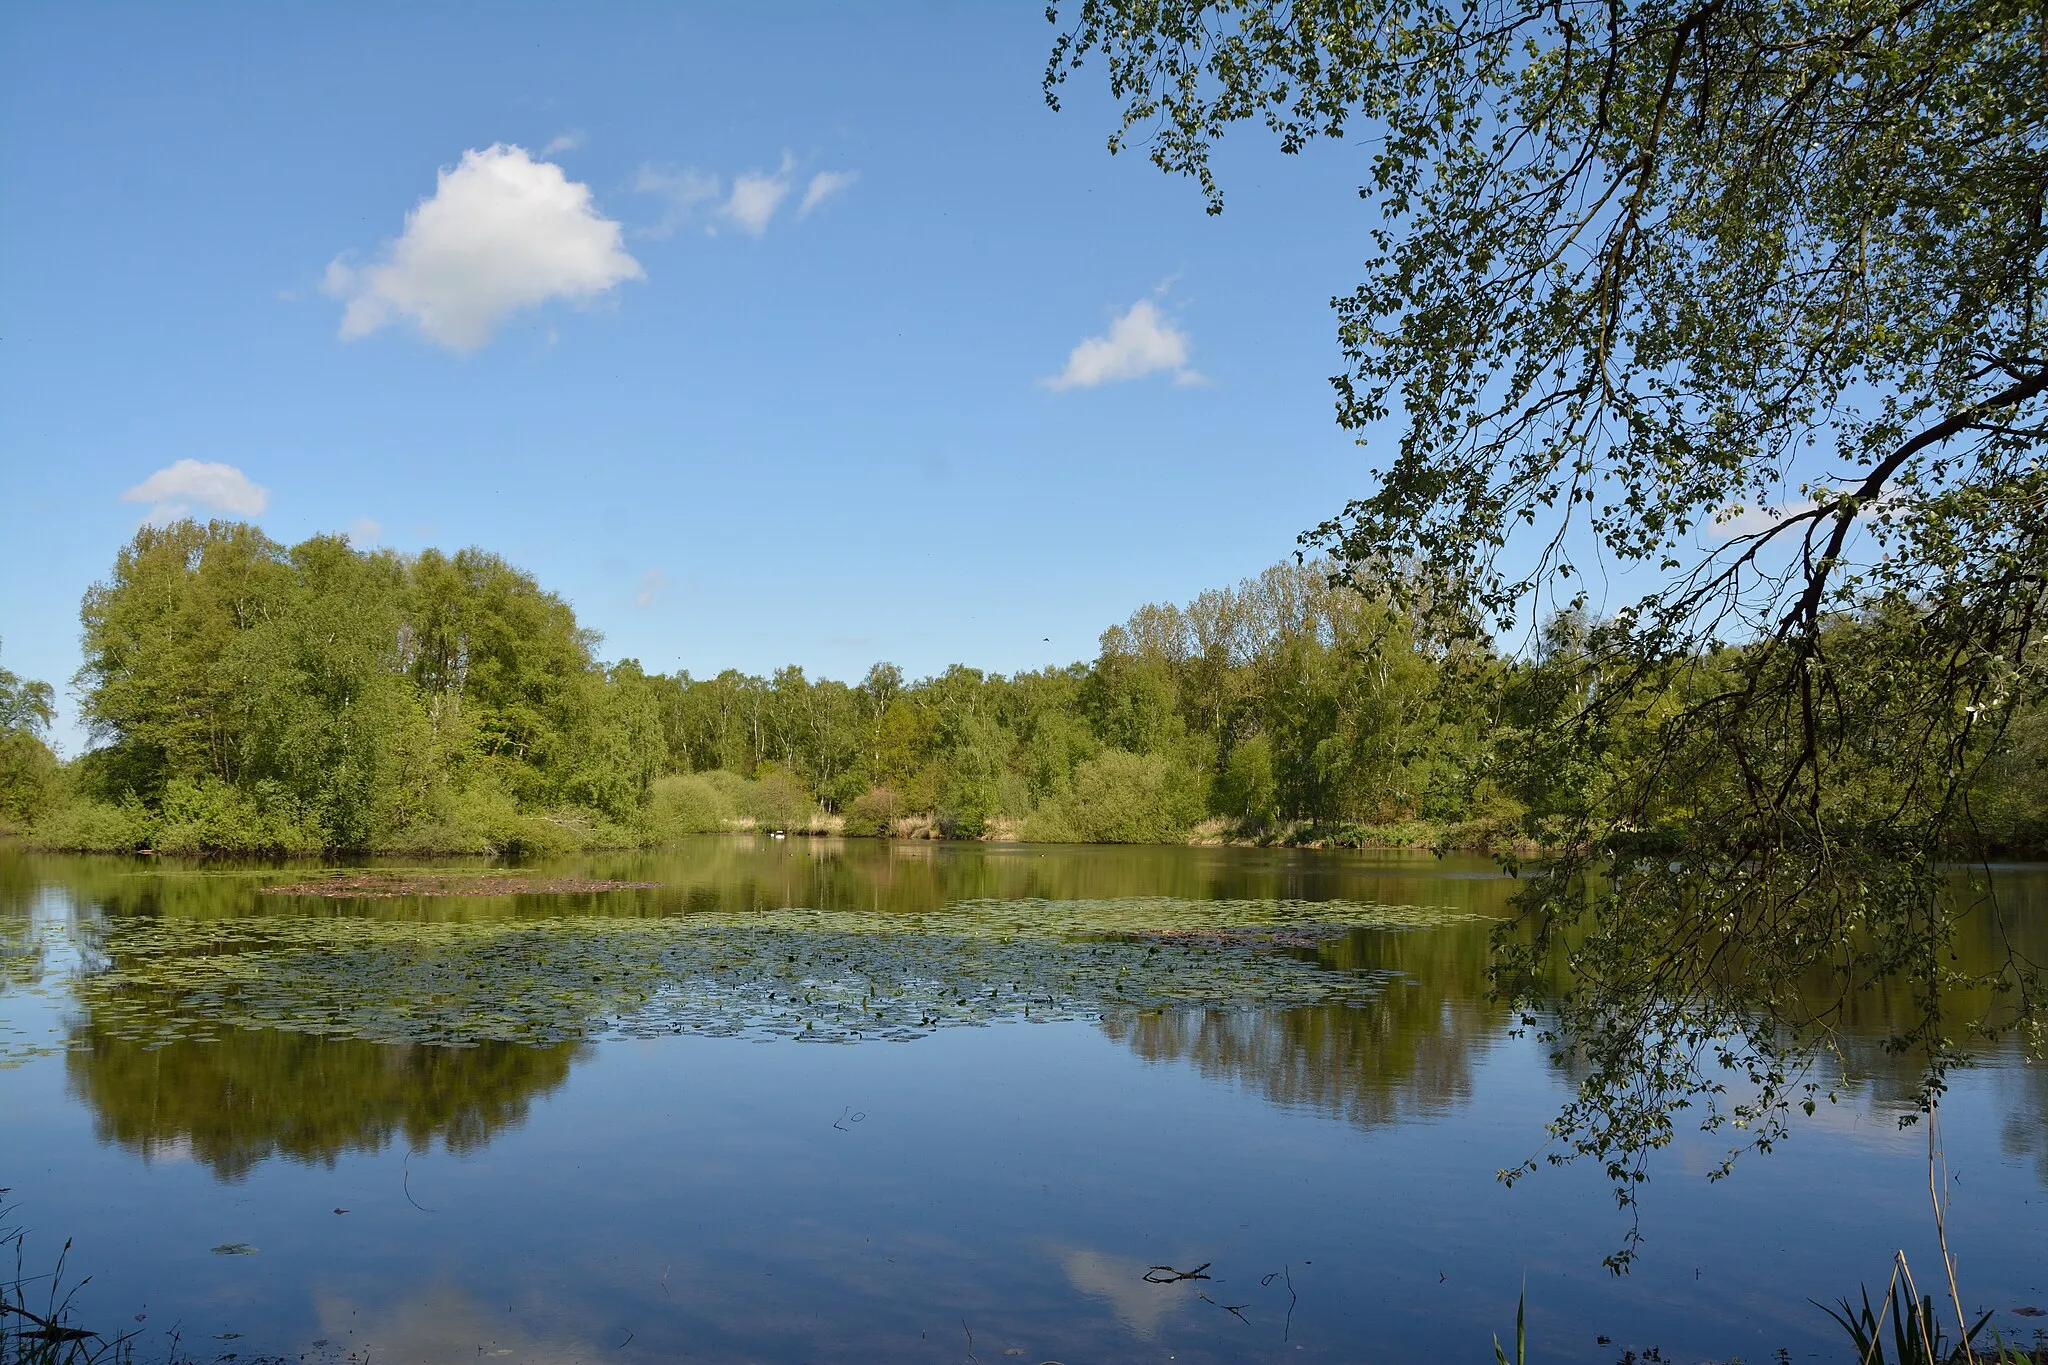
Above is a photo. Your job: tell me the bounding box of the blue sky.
[2,4,1389,750]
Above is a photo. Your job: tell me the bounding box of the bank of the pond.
[15,810,1542,858]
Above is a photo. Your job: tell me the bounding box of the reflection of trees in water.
[65,1023,582,1181]
[1746,874,2048,1116]
[1104,921,1503,1128]
[1998,1063,2048,1187]
[3,839,1519,927]
[618,840,1519,921]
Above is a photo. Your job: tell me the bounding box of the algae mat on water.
[57,896,1488,1051]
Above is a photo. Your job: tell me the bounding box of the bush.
[29,795,156,851]
[746,767,814,833]
[842,785,901,837]
[641,772,739,839]
[0,731,60,831]
[1026,749,1206,844]
[152,777,323,854]
[1216,733,1279,828]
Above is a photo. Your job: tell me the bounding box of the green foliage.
[1045,0,2048,1256]
[1029,749,1207,844]
[1217,732,1279,828]
[842,785,902,837]
[1816,1273,1995,1365]
[743,765,814,833]
[41,525,2048,884]
[151,776,322,855]
[641,772,739,838]
[1491,1287,1526,1365]
[0,642,58,832]
[26,797,154,854]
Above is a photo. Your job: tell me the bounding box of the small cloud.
[324,143,643,352]
[540,130,583,156]
[1712,488,1901,541]
[800,169,859,216]
[722,155,795,236]
[634,568,669,608]
[1045,298,1197,390]
[1714,500,1813,539]
[277,288,301,303]
[634,163,722,239]
[346,517,381,546]
[121,460,270,526]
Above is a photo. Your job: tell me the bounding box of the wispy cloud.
[723,155,795,236]
[540,130,583,156]
[346,517,382,546]
[634,154,855,238]
[634,164,722,239]
[324,143,642,352]
[800,169,859,215]
[1045,298,1199,390]
[634,568,669,608]
[122,460,270,526]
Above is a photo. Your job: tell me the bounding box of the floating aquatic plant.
[61,896,1483,1050]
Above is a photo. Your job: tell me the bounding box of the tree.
[0,640,59,829]
[1047,0,2046,1265]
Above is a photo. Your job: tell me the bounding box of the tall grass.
[1,1212,137,1365]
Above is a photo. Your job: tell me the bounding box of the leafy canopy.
[1047,0,2047,1266]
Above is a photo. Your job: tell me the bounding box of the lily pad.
[69,897,1486,1050]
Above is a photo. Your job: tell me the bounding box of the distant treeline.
[1,519,2044,855]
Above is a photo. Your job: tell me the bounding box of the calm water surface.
[2,838,2043,1364]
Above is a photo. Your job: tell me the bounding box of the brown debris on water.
[260,873,661,899]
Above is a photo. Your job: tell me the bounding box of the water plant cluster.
[43,894,1477,1058]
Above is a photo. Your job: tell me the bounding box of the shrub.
[0,732,60,831]
[1216,733,1279,827]
[641,772,739,839]
[151,777,323,854]
[746,766,815,833]
[842,785,901,837]
[29,795,156,852]
[1026,749,1205,844]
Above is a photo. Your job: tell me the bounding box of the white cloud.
[346,517,382,546]
[634,154,846,238]
[1712,487,1901,540]
[122,460,270,526]
[723,156,795,236]
[634,568,669,608]
[1045,299,1198,390]
[800,169,859,215]
[633,163,721,238]
[324,144,643,352]
[1714,500,1815,538]
[540,130,583,156]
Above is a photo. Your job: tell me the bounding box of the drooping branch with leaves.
[1047,0,2047,1265]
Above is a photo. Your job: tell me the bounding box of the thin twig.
[402,1149,433,1213]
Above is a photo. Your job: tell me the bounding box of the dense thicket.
[9,518,2048,857]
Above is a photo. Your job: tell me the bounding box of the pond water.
[2,837,2043,1364]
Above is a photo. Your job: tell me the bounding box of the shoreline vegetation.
[3,519,2045,859]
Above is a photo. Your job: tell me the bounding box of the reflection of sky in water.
[2,840,2046,1364]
